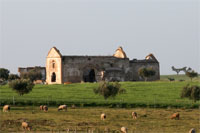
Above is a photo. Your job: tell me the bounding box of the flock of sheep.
[2,105,196,133]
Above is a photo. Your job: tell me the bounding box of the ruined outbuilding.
[46,46,160,84]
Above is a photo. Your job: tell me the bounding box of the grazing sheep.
[43,105,48,112]
[121,127,128,133]
[101,113,106,120]
[58,105,67,111]
[22,122,31,131]
[132,112,137,119]
[170,113,180,120]
[189,128,195,133]
[40,105,44,110]
[3,105,10,112]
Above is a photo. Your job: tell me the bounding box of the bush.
[181,84,200,102]
[93,81,126,99]
[9,79,34,96]
[138,67,156,81]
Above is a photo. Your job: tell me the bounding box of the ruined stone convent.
[46,47,160,84]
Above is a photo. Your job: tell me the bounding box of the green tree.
[20,69,42,82]
[138,67,156,81]
[9,79,34,96]
[181,84,200,102]
[186,70,198,81]
[93,81,126,99]
[8,74,20,81]
[0,68,10,81]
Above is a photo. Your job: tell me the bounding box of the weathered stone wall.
[62,56,129,83]
[129,61,160,81]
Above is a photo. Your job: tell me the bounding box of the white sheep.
[58,105,67,111]
[121,127,128,133]
[132,112,137,119]
[3,105,10,112]
[101,113,106,120]
[22,122,31,131]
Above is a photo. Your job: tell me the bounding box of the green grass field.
[0,75,199,108]
[0,107,199,132]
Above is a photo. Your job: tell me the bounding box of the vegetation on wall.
[138,67,156,81]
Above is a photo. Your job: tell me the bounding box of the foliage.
[20,69,42,82]
[181,84,200,102]
[93,81,126,99]
[8,74,20,81]
[138,67,156,81]
[186,70,198,81]
[9,79,34,96]
[0,68,10,81]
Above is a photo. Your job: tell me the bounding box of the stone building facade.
[18,66,46,81]
[46,47,160,84]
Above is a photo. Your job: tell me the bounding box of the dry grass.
[0,106,199,132]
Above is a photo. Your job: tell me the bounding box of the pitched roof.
[47,47,62,57]
[113,46,127,58]
[145,53,158,62]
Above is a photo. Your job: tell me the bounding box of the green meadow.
[0,75,199,108]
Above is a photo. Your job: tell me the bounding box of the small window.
[52,60,55,68]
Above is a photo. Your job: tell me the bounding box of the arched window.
[51,72,56,82]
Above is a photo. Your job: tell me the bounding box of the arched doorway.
[83,69,96,82]
[51,72,56,82]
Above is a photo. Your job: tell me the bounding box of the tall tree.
[186,70,198,81]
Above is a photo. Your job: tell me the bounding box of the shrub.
[181,84,200,102]
[138,67,156,81]
[9,79,34,96]
[186,70,198,81]
[93,81,126,99]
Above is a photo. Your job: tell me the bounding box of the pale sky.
[0,0,199,75]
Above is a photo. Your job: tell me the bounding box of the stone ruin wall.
[62,56,130,83]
